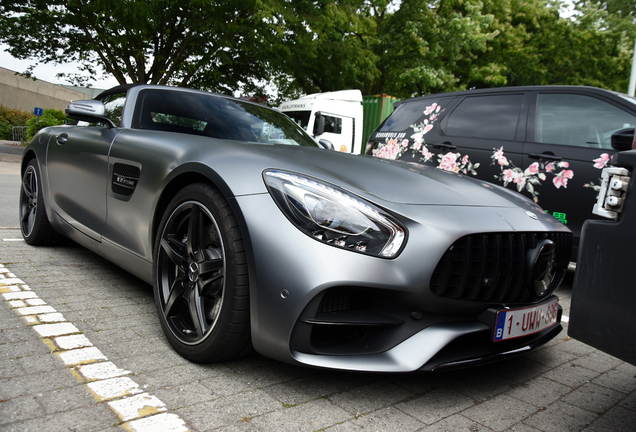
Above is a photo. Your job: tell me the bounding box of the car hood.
[261,146,539,209]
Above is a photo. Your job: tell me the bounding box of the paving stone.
[582,406,636,432]
[449,370,514,402]
[2,404,121,432]
[523,400,598,431]
[424,414,494,432]
[592,368,636,394]
[563,382,625,415]
[174,390,280,431]
[618,391,636,412]
[505,377,572,408]
[250,397,351,431]
[572,351,625,373]
[395,387,475,425]
[263,373,360,405]
[329,380,414,415]
[463,394,536,431]
[0,394,43,425]
[542,363,601,389]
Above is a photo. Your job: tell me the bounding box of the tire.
[153,183,252,362]
[19,159,58,245]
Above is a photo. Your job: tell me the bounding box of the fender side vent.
[112,163,140,197]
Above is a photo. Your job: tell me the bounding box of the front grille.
[430,232,571,303]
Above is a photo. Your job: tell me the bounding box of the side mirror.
[65,100,116,128]
[317,139,334,150]
[313,112,325,136]
[611,127,635,151]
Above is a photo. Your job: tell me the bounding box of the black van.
[366,86,636,259]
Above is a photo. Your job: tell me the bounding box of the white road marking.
[0,263,189,431]
[562,315,569,323]
[1,238,25,241]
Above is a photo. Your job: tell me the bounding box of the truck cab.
[279,90,364,154]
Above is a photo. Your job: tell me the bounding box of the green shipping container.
[362,94,400,153]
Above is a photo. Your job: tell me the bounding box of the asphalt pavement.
[1,155,636,431]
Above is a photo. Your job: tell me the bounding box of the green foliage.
[0,0,634,102]
[26,109,66,140]
[0,105,34,140]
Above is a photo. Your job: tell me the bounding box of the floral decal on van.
[372,103,480,175]
[584,153,611,193]
[491,147,574,203]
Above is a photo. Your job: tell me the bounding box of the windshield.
[133,89,318,147]
[281,110,312,131]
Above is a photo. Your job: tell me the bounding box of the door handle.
[432,142,457,150]
[528,153,562,162]
[56,133,68,146]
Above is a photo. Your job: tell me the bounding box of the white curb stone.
[108,393,167,422]
[2,291,37,300]
[55,334,93,350]
[123,413,189,432]
[59,347,108,366]
[79,361,130,380]
[87,376,142,401]
[17,305,56,315]
[33,322,80,337]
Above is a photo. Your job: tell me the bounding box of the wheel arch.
[20,149,37,176]
[150,164,255,267]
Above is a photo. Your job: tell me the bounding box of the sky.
[0,45,121,90]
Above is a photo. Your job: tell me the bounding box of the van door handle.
[432,142,457,150]
[56,133,68,146]
[528,153,562,162]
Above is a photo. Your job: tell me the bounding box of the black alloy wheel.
[19,159,57,245]
[154,183,251,362]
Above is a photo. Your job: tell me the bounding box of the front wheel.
[19,159,57,245]
[153,183,251,362]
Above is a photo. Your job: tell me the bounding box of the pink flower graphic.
[503,169,515,182]
[593,153,610,169]
[553,170,574,189]
[424,103,438,115]
[545,162,554,173]
[438,152,458,172]
[527,162,540,175]
[498,156,508,166]
[423,124,433,134]
[401,139,409,147]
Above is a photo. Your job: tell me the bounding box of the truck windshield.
[281,111,312,131]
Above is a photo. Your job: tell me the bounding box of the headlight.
[263,170,406,258]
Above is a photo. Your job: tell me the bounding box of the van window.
[445,94,523,141]
[536,93,636,149]
[378,98,448,132]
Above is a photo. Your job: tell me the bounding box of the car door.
[47,124,119,241]
[522,90,636,252]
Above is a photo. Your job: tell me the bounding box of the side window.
[323,115,342,134]
[444,94,524,141]
[99,92,126,127]
[378,97,450,132]
[536,93,636,149]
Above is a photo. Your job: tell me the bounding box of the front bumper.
[233,193,568,372]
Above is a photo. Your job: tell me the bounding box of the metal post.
[629,32,636,96]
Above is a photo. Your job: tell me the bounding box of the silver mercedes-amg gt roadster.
[19,84,571,372]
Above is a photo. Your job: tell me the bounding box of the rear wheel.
[19,159,57,245]
[153,183,251,362]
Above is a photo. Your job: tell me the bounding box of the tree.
[0,0,285,93]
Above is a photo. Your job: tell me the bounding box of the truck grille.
[430,232,571,303]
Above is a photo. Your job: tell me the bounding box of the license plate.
[493,298,559,342]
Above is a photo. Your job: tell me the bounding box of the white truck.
[278,90,364,154]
